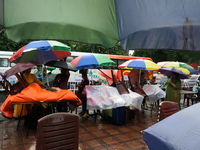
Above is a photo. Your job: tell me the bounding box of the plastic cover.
[143,85,166,104]
[83,85,144,110]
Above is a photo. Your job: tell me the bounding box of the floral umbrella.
[1,0,200,51]
[157,61,198,75]
[10,40,71,65]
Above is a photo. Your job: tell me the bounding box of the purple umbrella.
[4,61,38,78]
[158,67,189,79]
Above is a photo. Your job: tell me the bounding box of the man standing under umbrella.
[53,68,70,89]
[165,72,181,106]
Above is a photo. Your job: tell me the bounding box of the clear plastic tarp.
[83,85,144,110]
[143,85,166,104]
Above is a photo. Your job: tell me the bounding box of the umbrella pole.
[43,65,49,86]
[98,69,109,85]
[139,69,141,83]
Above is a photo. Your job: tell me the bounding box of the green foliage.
[133,49,200,65]
[0,31,31,52]
[62,41,128,55]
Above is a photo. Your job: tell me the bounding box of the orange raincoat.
[1,83,81,118]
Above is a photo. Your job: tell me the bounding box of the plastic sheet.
[143,85,166,104]
[84,85,144,110]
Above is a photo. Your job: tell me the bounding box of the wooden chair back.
[36,113,79,150]
[158,101,180,121]
[111,70,129,95]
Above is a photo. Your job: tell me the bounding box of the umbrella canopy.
[3,61,38,78]
[157,61,198,74]
[1,0,200,51]
[143,103,200,150]
[70,54,115,70]
[118,59,160,71]
[9,40,71,64]
[158,67,189,79]
[45,61,77,72]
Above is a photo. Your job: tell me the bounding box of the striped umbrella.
[118,59,160,71]
[157,61,198,75]
[70,54,115,70]
[10,40,71,64]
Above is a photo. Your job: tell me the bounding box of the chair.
[183,87,198,106]
[158,101,180,121]
[36,113,79,150]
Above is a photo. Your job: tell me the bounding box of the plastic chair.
[158,101,180,121]
[36,113,79,150]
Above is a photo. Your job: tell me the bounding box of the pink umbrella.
[3,61,38,78]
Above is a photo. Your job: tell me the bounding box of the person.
[53,68,70,112]
[77,71,89,116]
[164,76,170,91]
[14,68,48,117]
[140,72,147,88]
[53,68,70,89]
[165,72,181,106]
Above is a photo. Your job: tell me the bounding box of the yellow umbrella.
[175,67,190,75]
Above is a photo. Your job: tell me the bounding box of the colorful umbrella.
[70,54,115,70]
[158,67,189,79]
[157,61,198,74]
[9,40,71,64]
[1,1,200,51]
[118,59,160,71]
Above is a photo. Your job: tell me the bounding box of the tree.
[133,49,200,64]
[0,31,31,51]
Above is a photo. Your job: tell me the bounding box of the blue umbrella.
[158,67,189,79]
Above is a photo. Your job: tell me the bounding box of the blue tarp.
[143,103,200,150]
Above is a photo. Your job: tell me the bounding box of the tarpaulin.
[1,83,81,118]
[143,103,200,150]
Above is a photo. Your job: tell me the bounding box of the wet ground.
[0,97,191,150]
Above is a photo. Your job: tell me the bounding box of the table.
[180,90,198,107]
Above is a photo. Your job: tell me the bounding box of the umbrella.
[1,1,200,51]
[157,61,199,74]
[70,54,115,70]
[143,103,200,150]
[9,40,71,64]
[158,67,189,79]
[118,59,160,71]
[3,61,38,78]
[45,61,77,72]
